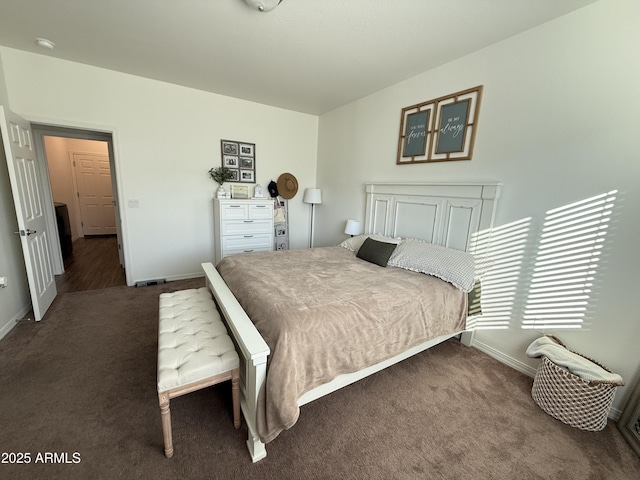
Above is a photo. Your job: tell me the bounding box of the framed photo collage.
[221,139,256,183]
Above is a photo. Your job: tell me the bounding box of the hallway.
[55,235,126,294]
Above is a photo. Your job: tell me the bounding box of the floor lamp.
[303,188,322,248]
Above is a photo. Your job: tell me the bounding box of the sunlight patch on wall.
[522,191,617,330]
[467,217,532,330]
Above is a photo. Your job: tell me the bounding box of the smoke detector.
[244,0,283,13]
[35,37,55,49]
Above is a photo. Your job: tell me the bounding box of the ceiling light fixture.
[34,37,55,49]
[244,0,283,13]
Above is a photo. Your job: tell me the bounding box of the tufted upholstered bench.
[157,287,240,458]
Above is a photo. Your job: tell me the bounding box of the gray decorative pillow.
[388,239,476,292]
[356,238,398,267]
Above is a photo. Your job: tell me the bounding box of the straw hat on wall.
[276,173,298,199]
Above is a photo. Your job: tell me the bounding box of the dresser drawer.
[221,220,272,236]
[222,246,273,259]
[221,202,273,220]
[249,203,272,219]
[220,203,249,220]
[222,234,273,252]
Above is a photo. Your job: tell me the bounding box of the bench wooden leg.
[158,392,174,458]
[232,368,241,429]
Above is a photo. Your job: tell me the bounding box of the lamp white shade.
[344,219,361,236]
[303,188,322,205]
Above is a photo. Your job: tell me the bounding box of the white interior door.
[73,152,116,235]
[0,106,56,320]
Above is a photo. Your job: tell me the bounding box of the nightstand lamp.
[344,219,361,237]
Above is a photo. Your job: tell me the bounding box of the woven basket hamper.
[532,355,619,432]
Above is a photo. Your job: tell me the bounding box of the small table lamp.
[303,188,322,248]
[344,219,361,237]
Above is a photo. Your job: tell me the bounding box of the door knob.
[14,229,37,236]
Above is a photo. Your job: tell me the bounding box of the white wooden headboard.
[365,183,501,252]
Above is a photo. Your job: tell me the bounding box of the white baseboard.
[471,338,537,377]
[0,304,31,341]
[470,338,622,421]
[129,272,205,287]
[166,272,205,282]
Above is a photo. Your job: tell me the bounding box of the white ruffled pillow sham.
[387,238,476,293]
[339,234,401,253]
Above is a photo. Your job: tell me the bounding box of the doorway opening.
[32,124,126,294]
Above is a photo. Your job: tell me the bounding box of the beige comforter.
[216,246,467,443]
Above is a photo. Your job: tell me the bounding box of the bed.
[202,182,500,462]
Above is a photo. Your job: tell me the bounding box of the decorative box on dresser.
[213,198,274,265]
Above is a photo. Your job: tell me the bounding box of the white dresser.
[213,199,274,264]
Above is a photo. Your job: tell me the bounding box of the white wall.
[0,48,319,285]
[316,0,640,411]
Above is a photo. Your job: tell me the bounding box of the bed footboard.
[201,262,270,462]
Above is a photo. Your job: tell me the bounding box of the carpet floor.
[0,278,638,480]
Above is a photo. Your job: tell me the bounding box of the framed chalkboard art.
[397,86,483,165]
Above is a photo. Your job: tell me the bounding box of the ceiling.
[0,0,598,115]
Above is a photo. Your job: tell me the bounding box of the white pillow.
[339,234,401,253]
[388,239,476,293]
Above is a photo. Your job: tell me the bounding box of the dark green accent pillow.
[356,237,398,267]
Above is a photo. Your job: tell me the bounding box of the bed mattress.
[217,246,467,443]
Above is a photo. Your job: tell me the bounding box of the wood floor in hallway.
[55,235,126,294]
